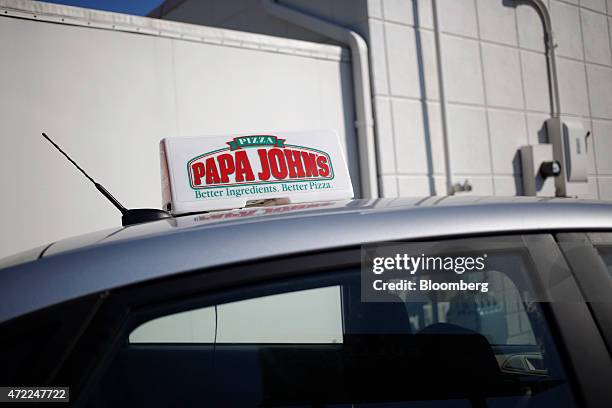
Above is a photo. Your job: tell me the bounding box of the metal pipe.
[431,0,454,195]
[512,0,561,117]
[261,0,379,198]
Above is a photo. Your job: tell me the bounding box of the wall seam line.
[473,0,496,195]
[577,2,601,198]
[379,2,400,196]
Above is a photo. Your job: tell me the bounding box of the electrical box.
[520,144,556,196]
[546,118,589,196]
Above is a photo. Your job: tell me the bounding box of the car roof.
[1,196,612,323]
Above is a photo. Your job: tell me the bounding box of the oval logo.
[187,135,335,189]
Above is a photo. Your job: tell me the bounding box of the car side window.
[587,233,612,275]
[130,286,343,344]
[597,247,612,274]
[403,269,536,346]
[87,239,577,408]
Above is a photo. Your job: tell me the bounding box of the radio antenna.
[42,132,127,214]
[42,132,170,226]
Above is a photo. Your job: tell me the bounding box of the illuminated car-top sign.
[160,130,354,214]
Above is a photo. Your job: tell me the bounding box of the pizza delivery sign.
[160,130,354,214]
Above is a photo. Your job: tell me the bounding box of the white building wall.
[158,0,612,199]
[367,0,612,198]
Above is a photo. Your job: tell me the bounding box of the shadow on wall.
[512,151,523,194]
[413,0,436,195]
[536,122,548,144]
[339,62,362,196]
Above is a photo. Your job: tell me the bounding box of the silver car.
[1,196,612,407]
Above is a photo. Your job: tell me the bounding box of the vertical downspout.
[511,0,565,196]
[261,0,379,198]
[514,0,561,117]
[431,0,454,195]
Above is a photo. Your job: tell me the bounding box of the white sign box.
[160,130,354,214]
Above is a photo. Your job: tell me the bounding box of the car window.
[597,247,612,275]
[87,241,577,407]
[129,307,216,343]
[0,294,103,387]
[588,232,612,276]
[130,286,343,344]
[402,269,536,346]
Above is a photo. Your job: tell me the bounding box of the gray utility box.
[546,118,589,196]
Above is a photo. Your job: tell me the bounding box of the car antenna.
[42,132,171,226]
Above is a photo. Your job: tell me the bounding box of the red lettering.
[217,153,235,183]
[257,149,271,180]
[192,162,206,185]
[195,149,331,186]
[301,152,319,177]
[317,156,331,177]
[268,148,288,179]
[235,150,255,182]
[206,157,221,184]
[284,149,306,178]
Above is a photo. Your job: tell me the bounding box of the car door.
[46,234,612,407]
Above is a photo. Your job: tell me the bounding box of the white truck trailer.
[0,0,358,258]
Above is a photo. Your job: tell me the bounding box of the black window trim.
[557,232,612,353]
